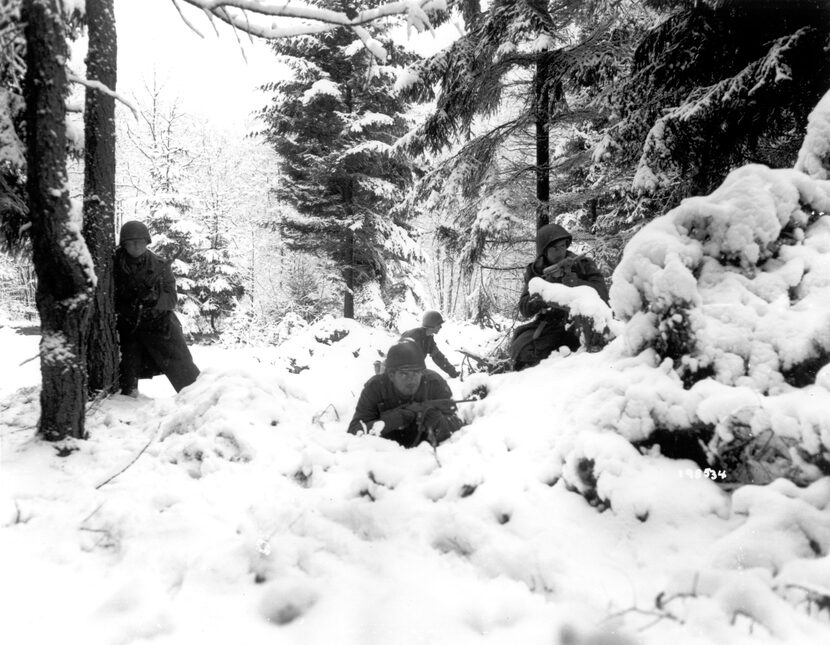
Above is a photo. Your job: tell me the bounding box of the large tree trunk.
[24,0,95,440]
[83,0,119,396]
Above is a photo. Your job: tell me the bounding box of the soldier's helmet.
[119,221,151,245]
[422,310,444,328]
[535,223,572,257]
[385,342,426,372]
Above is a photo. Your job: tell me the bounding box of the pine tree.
[258,2,421,321]
[184,129,248,333]
[400,0,643,319]
[122,83,207,331]
[404,0,830,291]
[592,0,830,240]
[1,0,28,249]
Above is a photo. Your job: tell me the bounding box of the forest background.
[1,0,829,440]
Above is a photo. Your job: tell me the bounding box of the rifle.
[406,397,477,414]
[408,398,477,466]
[542,256,578,281]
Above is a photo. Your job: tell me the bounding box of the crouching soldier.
[114,220,200,397]
[348,342,463,448]
[509,223,609,370]
[400,310,459,378]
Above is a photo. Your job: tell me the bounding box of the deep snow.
[3,310,830,645]
[5,86,830,645]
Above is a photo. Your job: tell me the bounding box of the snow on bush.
[599,149,830,482]
[796,89,830,180]
[530,278,619,337]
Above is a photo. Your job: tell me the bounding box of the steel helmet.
[119,220,151,244]
[385,342,426,372]
[422,310,444,328]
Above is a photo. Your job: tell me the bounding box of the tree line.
[1,0,828,441]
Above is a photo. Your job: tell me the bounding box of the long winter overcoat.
[114,248,199,393]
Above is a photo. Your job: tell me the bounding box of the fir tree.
[400,0,643,319]
[258,2,422,321]
[594,0,830,237]
[404,0,830,291]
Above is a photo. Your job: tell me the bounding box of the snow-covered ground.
[3,309,830,645]
[5,90,830,645]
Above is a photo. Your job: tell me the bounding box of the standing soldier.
[348,342,463,448]
[400,310,460,378]
[114,220,200,397]
[510,223,608,370]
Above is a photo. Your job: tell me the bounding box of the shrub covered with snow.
[600,94,830,484]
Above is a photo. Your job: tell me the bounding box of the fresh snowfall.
[4,94,830,645]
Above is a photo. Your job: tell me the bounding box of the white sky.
[113,0,277,130]
[108,0,461,130]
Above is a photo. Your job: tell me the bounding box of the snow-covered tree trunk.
[83,0,119,395]
[24,0,95,440]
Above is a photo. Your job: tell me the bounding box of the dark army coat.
[348,369,461,447]
[400,327,458,378]
[511,224,609,367]
[517,250,609,319]
[114,248,199,392]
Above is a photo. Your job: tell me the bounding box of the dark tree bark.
[343,229,355,319]
[535,54,551,230]
[24,0,95,440]
[342,179,355,319]
[83,0,119,395]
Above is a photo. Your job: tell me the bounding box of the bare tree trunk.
[24,0,95,440]
[535,54,551,230]
[343,227,355,319]
[83,0,119,395]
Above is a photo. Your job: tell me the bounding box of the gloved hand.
[447,366,460,379]
[422,407,452,444]
[525,293,546,315]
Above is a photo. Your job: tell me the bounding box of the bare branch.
[217,6,248,63]
[171,0,206,38]
[175,0,446,58]
[67,72,140,120]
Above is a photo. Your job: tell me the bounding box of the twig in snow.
[312,403,340,427]
[94,424,160,490]
[80,502,106,526]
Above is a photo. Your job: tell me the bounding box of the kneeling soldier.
[400,310,459,379]
[348,342,463,448]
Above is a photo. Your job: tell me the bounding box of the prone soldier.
[348,342,464,448]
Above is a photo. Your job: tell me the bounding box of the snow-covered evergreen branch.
[177,0,446,43]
